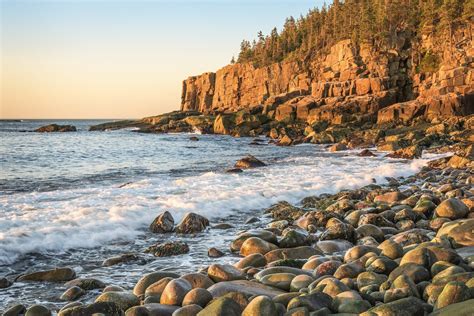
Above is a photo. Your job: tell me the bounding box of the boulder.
[207,280,285,298]
[434,198,469,220]
[196,297,242,316]
[160,278,193,305]
[207,264,245,282]
[436,219,474,248]
[95,292,140,311]
[175,213,209,234]
[133,272,180,296]
[242,295,276,316]
[18,267,76,282]
[150,211,175,233]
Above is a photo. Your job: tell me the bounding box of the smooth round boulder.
[180,273,214,289]
[235,253,267,269]
[182,288,213,307]
[172,304,203,316]
[60,286,85,301]
[434,198,469,220]
[242,295,276,316]
[144,277,174,297]
[133,272,180,296]
[240,237,278,256]
[260,273,296,291]
[377,239,403,259]
[175,213,209,234]
[95,292,139,311]
[25,305,51,316]
[196,297,242,316]
[160,278,193,305]
[290,274,314,292]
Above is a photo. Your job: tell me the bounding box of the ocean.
[0,119,435,308]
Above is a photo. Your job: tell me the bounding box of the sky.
[1,0,323,119]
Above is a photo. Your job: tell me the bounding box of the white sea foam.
[0,151,442,265]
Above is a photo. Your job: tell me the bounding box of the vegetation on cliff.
[236,0,473,68]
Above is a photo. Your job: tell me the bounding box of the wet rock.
[234,253,267,269]
[180,273,214,289]
[358,149,376,157]
[234,155,266,169]
[315,278,351,296]
[160,278,192,305]
[150,211,175,233]
[65,278,106,290]
[95,291,140,311]
[189,136,199,141]
[18,267,76,282]
[60,286,86,301]
[25,305,51,316]
[207,264,245,282]
[58,302,123,316]
[104,285,126,292]
[391,274,419,297]
[242,295,276,316]
[196,297,242,316]
[386,145,422,159]
[145,241,189,257]
[3,304,26,316]
[0,277,12,288]
[172,304,202,316]
[226,168,243,173]
[208,247,224,258]
[182,288,213,307]
[436,219,474,248]
[260,272,296,291]
[102,253,141,267]
[240,237,278,256]
[133,272,180,296]
[207,280,285,298]
[175,213,210,234]
[245,217,259,224]
[400,246,461,268]
[358,213,395,228]
[328,143,347,152]
[435,281,471,309]
[435,198,469,219]
[35,124,76,132]
[212,223,234,229]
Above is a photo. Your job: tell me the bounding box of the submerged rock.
[17,267,76,282]
[234,155,266,169]
[144,241,189,257]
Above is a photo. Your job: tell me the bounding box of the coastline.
[2,144,473,315]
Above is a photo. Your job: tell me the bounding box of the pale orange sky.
[1,0,321,119]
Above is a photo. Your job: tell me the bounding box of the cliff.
[181,25,473,126]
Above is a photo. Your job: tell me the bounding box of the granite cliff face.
[181,26,473,126]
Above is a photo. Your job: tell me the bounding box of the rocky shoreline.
[2,143,473,316]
